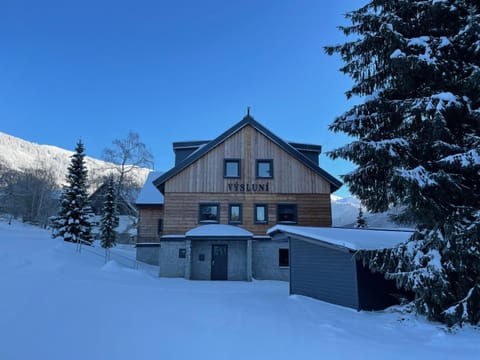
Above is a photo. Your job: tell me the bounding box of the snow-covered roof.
[135,171,164,205]
[268,225,413,251]
[186,224,253,238]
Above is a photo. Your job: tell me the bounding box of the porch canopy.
[186,224,253,240]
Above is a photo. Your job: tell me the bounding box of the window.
[179,248,186,259]
[229,204,242,224]
[254,204,268,224]
[157,219,163,234]
[279,248,289,267]
[224,159,241,178]
[256,159,273,178]
[277,204,297,224]
[199,204,220,223]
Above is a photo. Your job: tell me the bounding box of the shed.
[268,225,413,311]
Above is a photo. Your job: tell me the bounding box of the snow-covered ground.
[1,219,478,360]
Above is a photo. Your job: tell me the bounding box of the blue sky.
[1,0,366,197]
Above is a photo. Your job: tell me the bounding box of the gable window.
[224,159,241,178]
[277,204,297,224]
[256,159,273,178]
[279,248,289,267]
[229,204,242,224]
[254,204,268,224]
[199,204,219,223]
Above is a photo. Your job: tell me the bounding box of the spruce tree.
[52,140,93,250]
[355,207,367,229]
[100,176,118,263]
[326,1,480,325]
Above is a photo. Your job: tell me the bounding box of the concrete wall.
[158,241,187,277]
[136,243,160,265]
[252,240,289,281]
[148,238,290,281]
[191,240,248,281]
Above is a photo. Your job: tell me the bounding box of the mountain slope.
[0,131,150,189]
[331,195,412,229]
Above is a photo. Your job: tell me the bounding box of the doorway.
[211,244,228,280]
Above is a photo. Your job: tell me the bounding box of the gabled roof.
[136,171,165,205]
[153,115,342,192]
[268,225,413,251]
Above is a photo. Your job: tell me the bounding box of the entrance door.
[211,245,228,280]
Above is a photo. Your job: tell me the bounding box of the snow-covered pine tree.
[52,140,93,250]
[325,1,480,325]
[355,207,367,228]
[100,176,118,263]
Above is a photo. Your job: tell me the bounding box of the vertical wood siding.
[164,125,331,194]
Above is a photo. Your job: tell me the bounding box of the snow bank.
[0,219,478,360]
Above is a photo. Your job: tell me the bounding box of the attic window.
[256,159,273,178]
[199,204,219,223]
[224,159,240,178]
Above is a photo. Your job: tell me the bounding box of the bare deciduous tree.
[0,164,58,227]
[102,131,154,199]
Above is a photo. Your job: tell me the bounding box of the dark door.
[211,245,228,280]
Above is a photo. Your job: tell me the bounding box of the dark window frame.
[256,159,274,179]
[279,248,289,267]
[254,204,268,224]
[157,218,163,234]
[224,158,241,178]
[198,203,220,223]
[277,204,298,224]
[228,203,243,224]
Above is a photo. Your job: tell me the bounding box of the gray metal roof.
[268,225,413,251]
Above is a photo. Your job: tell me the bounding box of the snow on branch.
[411,92,463,115]
[439,149,480,168]
[396,166,438,188]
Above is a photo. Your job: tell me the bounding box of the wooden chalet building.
[136,114,342,281]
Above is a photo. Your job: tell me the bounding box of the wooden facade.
[135,115,342,277]
[137,205,164,242]
[163,193,332,235]
[164,125,331,194]
[136,114,341,243]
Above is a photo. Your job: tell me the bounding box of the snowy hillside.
[0,131,150,189]
[0,218,478,360]
[331,195,412,229]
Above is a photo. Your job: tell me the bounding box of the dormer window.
[256,159,273,178]
[224,159,241,178]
